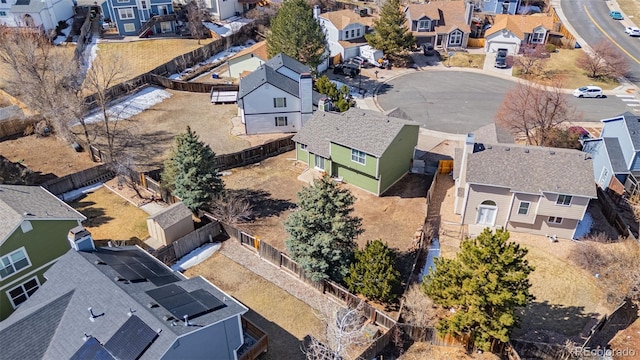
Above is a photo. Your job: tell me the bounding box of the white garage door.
[487,41,518,55]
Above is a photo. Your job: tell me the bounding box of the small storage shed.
[146,202,194,246]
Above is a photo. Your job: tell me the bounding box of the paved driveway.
[375,71,630,134]
[483,52,514,76]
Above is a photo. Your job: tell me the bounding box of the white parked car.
[573,85,604,98]
[625,26,640,36]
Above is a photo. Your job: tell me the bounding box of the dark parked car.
[422,42,436,56]
[333,63,360,78]
[495,48,508,68]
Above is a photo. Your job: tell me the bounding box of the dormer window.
[531,29,546,43]
[418,20,430,30]
[556,194,572,206]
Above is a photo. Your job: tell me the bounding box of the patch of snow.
[53,19,74,45]
[419,238,440,282]
[78,35,100,75]
[203,17,253,38]
[78,87,172,125]
[167,40,256,80]
[58,182,104,202]
[573,212,593,240]
[171,242,221,272]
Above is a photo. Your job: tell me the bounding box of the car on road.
[495,48,508,68]
[422,43,436,56]
[573,85,604,98]
[625,26,640,36]
[610,11,623,20]
[333,63,360,78]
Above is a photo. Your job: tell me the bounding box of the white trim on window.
[418,19,430,30]
[6,276,40,309]
[548,216,563,224]
[300,144,308,152]
[273,97,287,108]
[118,7,135,20]
[476,204,497,226]
[0,11,7,17]
[275,116,288,126]
[0,247,32,280]
[351,149,366,165]
[556,194,572,206]
[517,201,530,215]
[449,30,463,46]
[123,23,136,32]
[531,30,545,44]
[314,154,325,170]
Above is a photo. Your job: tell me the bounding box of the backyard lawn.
[69,186,149,242]
[96,38,215,81]
[513,48,619,90]
[618,0,640,27]
[184,253,325,360]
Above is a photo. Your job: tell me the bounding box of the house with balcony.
[480,0,521,15]
[292,109,419,196]
[0,0,74,31]
[404,1,473,49]
[484,14,556,54]
[453,134,597,240]
[0,244,267,360]
[101,0,175,37]
[582,112,640,197]
[315,7,375,63]
[0,185,85,320]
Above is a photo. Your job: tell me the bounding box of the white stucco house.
[484,14,556,54]
[201,0,240,20]
[237,53,322,135]
[0,0,73,31]
[314,7,375,64]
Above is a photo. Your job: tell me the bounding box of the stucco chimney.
[313,5,321,19]
[464,1,473,25]
[68,226,95,252]
[464,133,475,154]
[299,73,313,125]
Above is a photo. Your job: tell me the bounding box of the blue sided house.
[583,112,640,196]
[481,0,521,15]
[101,0,176,37]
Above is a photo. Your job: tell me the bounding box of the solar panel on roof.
[146,284,183,300]
[170,301,208,319]
[70,337,114,360]
[191,289,226,311]
[150,274,181,286]
[104,315,158,360]
[96,249,180,285]
[111,264,146,282]
[147,284,228,320]
[159,292,193,310]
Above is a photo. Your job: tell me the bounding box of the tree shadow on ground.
[242,310,306,360]
[513,301,600,344]
[69,198,114,228]
[228,189,296,220]
[382,174,429,199]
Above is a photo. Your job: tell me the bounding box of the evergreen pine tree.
[422,228,535,351]
[164,126,223,212]
[285,174,363,282]
[365,0,415,58]
[314,75,351,112]
[345,239,401,303]
[266,0,328,71]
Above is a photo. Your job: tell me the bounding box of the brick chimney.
[299,73,313,126]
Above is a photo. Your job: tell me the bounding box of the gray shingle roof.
[621,111,640,150]
[292,109,419,158]
[0,185,85,242]
[237,64,322,106]
[473,123,514,144]
[264,53,310,76]
[465,144,596,198]
[148,202,193,229]
[0,247,248,360]
[603,137,629,173]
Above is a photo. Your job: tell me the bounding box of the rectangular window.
[0,11,6,16]
[356,28,360,37]
[273,97,287,108]
[418,20,430,30]
[351,149,366,164]
[517,201,530,215]
[0,248,31,279]
[123,23,136,32]
[351,29,355,38]
[556,194,572,206]
[116,0,128,3]
[531,31,545,43]
[7,277,40,308]
[140,0,147,9]
[548,216,563,224]
[160,21,171,33]
[300,144,308,151]
[0,0,5,4]
[118,8,135,20]
[275,116,288,126]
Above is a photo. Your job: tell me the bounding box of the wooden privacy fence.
[239,316,268,360]
[45,164,115,197]
[149,74,239,93]
[153,221,222,264]
[596,186,633,238]
[0,114,42,139]
[213,135,296,170]
[467,38,485,48]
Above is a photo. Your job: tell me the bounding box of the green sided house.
[292,109,419,195]
[0,185,85,320]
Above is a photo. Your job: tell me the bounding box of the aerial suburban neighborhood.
[1,0,640,357]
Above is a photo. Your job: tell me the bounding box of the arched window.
[477,200,497,226]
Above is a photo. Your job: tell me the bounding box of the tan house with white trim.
[453,134,597,240]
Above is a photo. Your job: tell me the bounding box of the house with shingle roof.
[292,109,419,196]
[227,41,269,79]
[481,0,521,15]
[0,245,267,360]
[404,1,473,49]
[484,14,557,54]
[315,7,376,63]
[0,185,85,320]
[453,134,596,240]
[237,53,322,135]
[0,0,73,31]
[582,112,640,196]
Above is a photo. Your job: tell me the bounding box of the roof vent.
[148,302,159,309]
[524,149,529,153]
[162,315,175,321]
[505,147,510,151]
[23,212,35,216]
[94,260,106,265]
[550,151,555,155]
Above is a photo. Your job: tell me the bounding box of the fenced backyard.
[153,221,223,264]
[44,163,115,197]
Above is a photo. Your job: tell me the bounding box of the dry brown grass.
[69,186,149,242]
[184,252,325,360]
[96,38,215,80]
[618,0,640,28]
[513,49,619,90]
[441,53,486,68]
[400,342,500,360]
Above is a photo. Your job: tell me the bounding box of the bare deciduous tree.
[576,40,629,79]
[82,52,130,161]
[496,81,579,146]
[209,191,253,224]
[515,44,548,76]
[400,284,440,328]
[0,27,92,147]
[186,0,208,45]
